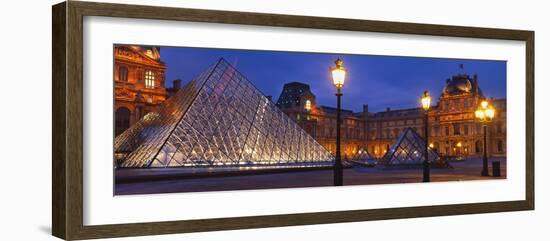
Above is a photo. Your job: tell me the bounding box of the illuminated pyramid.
[379,128,448,167]
[115,59,334,168]
[350,147,373,162]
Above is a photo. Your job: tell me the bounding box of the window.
[464,124,469,135]
[145,70,155,88]
[497,123,503,134]
[305,99,311,111]
[453,123,461,135]
[445,126,450,136]
[118,65,128,81]
[433,126,440,136]
[475,140,482,153]
[497,140,504,152]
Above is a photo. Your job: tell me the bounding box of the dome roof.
[443,74,482,96]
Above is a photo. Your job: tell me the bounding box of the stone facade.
[114,45,167,136]
[276,74,506,159]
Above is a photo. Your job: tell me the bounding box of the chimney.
[446,78,451,84]
[386,107,391,112]
[172,79,182,90]
[363,104,369,114]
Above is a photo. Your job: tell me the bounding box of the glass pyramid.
[379,127,447,167]
[350,147,373,162]
[115,58,334,168]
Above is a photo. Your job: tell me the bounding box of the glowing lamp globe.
[421,91,431,111]
[331,58,346,89]
[485,107,495,120]
[475,100,496,122]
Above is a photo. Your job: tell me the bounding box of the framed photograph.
[52,1,534,240]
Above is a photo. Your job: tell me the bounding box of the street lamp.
[331,58,346,186]
[420,91,431,182]
[475,100,496,176]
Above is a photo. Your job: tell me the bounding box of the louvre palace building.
[114,45,169,136]
[275,74,506,159]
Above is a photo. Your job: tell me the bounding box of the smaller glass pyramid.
[343,147,375,167]
[350,147,373,162]
[379,127,448,167]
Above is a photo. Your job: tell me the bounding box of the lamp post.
[475,100,495,176]
[331,58,346,186]
[420,91,432,182]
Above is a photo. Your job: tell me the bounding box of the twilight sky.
[159,46,506,113]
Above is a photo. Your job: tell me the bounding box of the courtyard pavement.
[114,157,506,195]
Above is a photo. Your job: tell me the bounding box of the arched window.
[497,140,504,152]
[145,70,155,88]
[118,65,128,82]
[115,107,131,136]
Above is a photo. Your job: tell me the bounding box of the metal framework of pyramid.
[115,58,334,168]
[379,127,447,167]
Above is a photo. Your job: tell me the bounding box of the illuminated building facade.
[277,73,507,159]
[114,45,168,136]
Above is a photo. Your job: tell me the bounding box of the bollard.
[492,161,501,177]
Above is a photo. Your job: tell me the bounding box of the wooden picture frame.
[52,1,534,240]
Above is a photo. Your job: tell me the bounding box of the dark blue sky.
[160,46,506,113]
